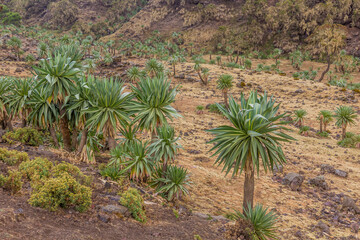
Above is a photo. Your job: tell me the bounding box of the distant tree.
[308,24,347,82]
[216,74,233,108]
[334,106,357,140]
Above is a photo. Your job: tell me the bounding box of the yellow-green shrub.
[0,148,29,166]
[0,170,23,194]
[120,188,146,222]
[52,162,91,186]
[2,127,44,146]
[19,157,53,181]
[29,173,92,212]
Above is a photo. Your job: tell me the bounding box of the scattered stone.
[350,222,360,233]
[308,176,329,190]
[320,164,335,174]
[98,214,110,223]
[100,205,131,218]
[193,212,210,219]
[316,220,330,234]
[282,173,304,191]
[273,165,283,175]
[295,89,305,94]
[342,196,360,214]
[211,215,229,222]
[294,230,303,239]
[334,169,348,178]
[14,68,22,73]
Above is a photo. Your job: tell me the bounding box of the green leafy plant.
[217,74,233,108]
[293,109,307,127]
[207,91,294,210]
[150,165,191,201]
[29,172,92,212]
[2,127,44,146]
[0,170,23,194]
[0,147,29,166]
[334,106,357,140]
[100,165,123,181]
[229,203,278,240]
[338,132,360,148]
[19,157,53,182]
[119,188,146,222]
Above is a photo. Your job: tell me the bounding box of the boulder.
[282,173,304,191]
[100,205,131,218]
[342,196,360,214]
[308,176,329,190]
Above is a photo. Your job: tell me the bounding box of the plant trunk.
[173,65,176,76]
[342,124,347,140]
[7,119,13,131]
[243,154,254,213]
[59,107,72,152]
[77,128,88,154]
[108,135,116,150]
[319,56,331,82]
[71,128,78,150]
[49,124,60,148]
[223,90,228,109]
[319,116,323,133]
[324,122,327,132]
[21,118,27,128]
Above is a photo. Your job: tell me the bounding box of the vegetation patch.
[119,188,146,222]
[2,127,44,146]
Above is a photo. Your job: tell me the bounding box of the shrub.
[317,132,329,138]
[150,165,191,201]
[0,148,29,166]
[228,204,278,240]
[100,165,123,181]
[244,59,252,69]
[19,157,53,182]
[52,162,91,186]
[209,59,216,64]
[120,188,146,222]
[208,103,225,114]
[338,132,360,148]
[299,126,310,135]
[0,170,23,194]
[29,173,92,212]
[2,127,44,146]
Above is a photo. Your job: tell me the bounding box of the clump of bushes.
[29,172,92,212]
[338,132,360,148]
[120,188,146,222]
[100,165,123,181]
[19,157,53,182]
[0,147,29,166]
[52,162,91,186]
[2,127,44,146]
[0,170,23,194]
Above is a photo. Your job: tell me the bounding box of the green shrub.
[208,103,225,114]
[0,148,29,166]
[52,162,91,186]
[0,170,23,194]
[2,127,44,146]
[120,188,146,222]
[299,126,310,135]
[29,173,92,212]
[244,59,252,69]
[228,204,278,240]
[0,5,21,25]
[209,59,216,64]
[100,165,123,181]
[317,132,329,138]
[19,157,53,182]
[338,132,360,148]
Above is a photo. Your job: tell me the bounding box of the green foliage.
[120,188,146,222]
[207,91,295,177]
[299,126,310,135]
[149,125,182,165]
[293,109,307,127]
[150,165,191,201]
[19,157,53,181]
[121,141,153,181]
[334,106,357,129]
[130,76,180,133]
[230,204,278,240]
[0,147,29,166]
[317,131,329,138]
[217,74,233,91]
[52,162,91,186]
[0,5,21,25]
[293,69,318,80]
[127,66,145,83]
[289,50,303,70]
[29,172,92,212]
[338,132,360,148]
[244,59,252,69]
[100,165,123,181]
[0,170,23,194]
[2,127,44,146]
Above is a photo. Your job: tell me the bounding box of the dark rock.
[342,196,360,214]
[273,165,283,175]
[294,230,303,239]
[14,68,22,73]
[98,214,110,223]
[308,176,329,190]
[100,205,131,218]
[334,169,348,178]
[316,220,330,234]
[295,89,305,94]
[350,222,359,233]
[320,164,335,174]
[282,173,304,191]
[193,212,209,219]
